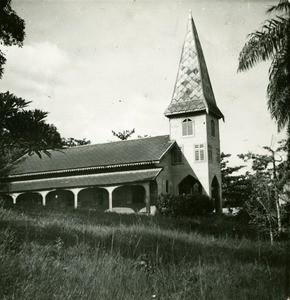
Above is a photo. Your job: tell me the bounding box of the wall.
[206,114,222,202]
[169,113,210,195]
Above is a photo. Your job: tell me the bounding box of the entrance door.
[179,175,202,195]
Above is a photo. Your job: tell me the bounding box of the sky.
[0,0,286,167]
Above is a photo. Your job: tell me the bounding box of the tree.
[238,0,290,168]
[61,137,91,148]
[0,1,62,176]
[0,92,62,174]
[0,0,25,78]
[112,128,135,140]
[245,174,278,245]
[220,153,251,208]
[238,140,287,241]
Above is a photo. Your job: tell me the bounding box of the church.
[1,13,224,214]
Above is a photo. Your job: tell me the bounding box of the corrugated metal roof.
[5,169,163,193]
[165,13,224,119]
[8,135,173,176]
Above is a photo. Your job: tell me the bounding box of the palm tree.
[238,0,290,167]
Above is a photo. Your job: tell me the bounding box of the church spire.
[165,12,224,119]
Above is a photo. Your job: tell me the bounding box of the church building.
[1,13,224,214]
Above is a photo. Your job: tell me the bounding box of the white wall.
[166,113,222,199]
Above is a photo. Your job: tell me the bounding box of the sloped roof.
[8,135,174,177]
[165,12,224,119]
[5,169,162,193]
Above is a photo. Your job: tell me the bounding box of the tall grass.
[0,206,287,299]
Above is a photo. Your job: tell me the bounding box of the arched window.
[211,120,215,137]
[182,118,193,136]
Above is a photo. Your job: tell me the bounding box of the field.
[0,206,288,300]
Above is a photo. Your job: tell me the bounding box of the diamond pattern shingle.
[165,13,224,119]
[9,135,173,176]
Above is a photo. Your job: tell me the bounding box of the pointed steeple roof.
[165,12,224,119]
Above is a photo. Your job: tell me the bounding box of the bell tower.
[165,12,224,211]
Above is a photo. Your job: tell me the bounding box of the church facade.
[1,13,224,214]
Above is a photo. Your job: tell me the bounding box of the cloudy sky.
[0,0,286,165]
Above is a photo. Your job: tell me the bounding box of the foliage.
[0,0,25,78]
[61,137,91,148]
[238,0,290,177]
[221,141,287,243]
[112,128,135,140]
[238,140,287,242]
[221,152,251,207]
[137,134,149,138]
[244,174,279,244]
[238,140,287,189]
[238,0,290,132]
[0,4,63,193]
[0,92,62,173]
[156,193,214,218]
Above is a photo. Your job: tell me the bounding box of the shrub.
[156,194,214,217]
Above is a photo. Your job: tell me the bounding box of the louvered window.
[182,118,193,136]
[195,144,205,161]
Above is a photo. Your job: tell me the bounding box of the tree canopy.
[0,92,62,173]
[0,1,64,178]
[0,0,25,78]
[61,137,91,148]
[220,153,250,208]
[112,128,135,140]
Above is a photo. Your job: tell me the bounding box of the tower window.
[208,144,213,161]
[195,144,205,161]
[211,120,215,137]
[172,146,183,165]
[182,118,193,136]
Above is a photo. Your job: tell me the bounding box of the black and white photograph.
[0,0,289,299]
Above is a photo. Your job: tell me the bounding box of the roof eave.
[7,161,160,179]
[158,141,176,161]
[164,108,207,118]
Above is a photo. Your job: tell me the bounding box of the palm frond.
[267,47,290,131]
[267,0,290,14]
[238,17,289,72]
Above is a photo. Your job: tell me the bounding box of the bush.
[156,193,214,217]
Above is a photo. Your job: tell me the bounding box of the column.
[102,186,119,212]
[70,188,83,209]
[38,190,50,206]
[142,182,150,215]
[10,193,21,205]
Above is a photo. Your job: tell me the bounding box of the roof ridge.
[189,16,210,114]
[63,134,170,150]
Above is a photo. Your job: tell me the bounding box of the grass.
[0,206,288,299]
